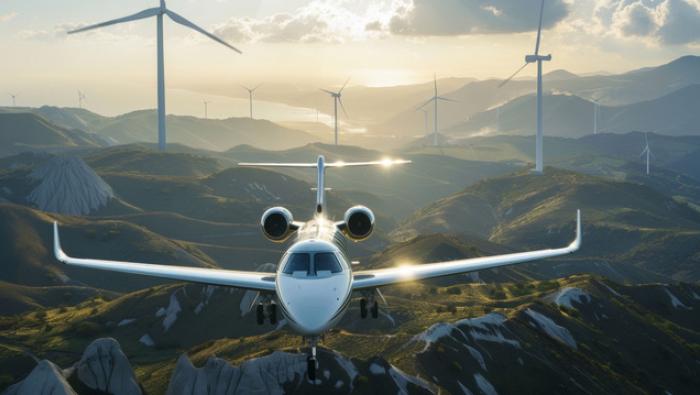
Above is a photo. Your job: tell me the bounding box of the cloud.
[0,11,17,23]
[388,0,571,36]
[214,1,394,44]
[596,0,700,45]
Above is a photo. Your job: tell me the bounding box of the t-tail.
[238,155,411,214]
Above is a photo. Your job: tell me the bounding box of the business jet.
[53,155,581,381]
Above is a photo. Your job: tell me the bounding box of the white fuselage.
[274,217,353,335]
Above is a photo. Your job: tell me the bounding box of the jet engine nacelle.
[341,206,375,241]
[261,207,297,242]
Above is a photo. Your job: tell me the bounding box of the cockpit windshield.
[282,252,343,276]
[314,252,342,274]
[282,253,311,275]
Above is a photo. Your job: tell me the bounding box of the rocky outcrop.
[27,155,113,215]
[3,360,76,395]
[167,351,307,395]
[71,338,141,395]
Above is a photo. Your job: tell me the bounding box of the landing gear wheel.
[307,356,317,381]
[256,304,264,325]
[360,298,367,319]
[268,304,277,326]
[371,301,379,319]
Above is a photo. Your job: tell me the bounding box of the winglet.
[53,222,68,263]
[568,209,582,251]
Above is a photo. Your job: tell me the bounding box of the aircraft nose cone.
[277,275,350,335]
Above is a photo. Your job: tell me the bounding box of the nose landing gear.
[306,336,319,382]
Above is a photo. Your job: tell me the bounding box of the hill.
[0,112,106,157]
[392,168,700,283]
[376,56,700,138]
[451,85,700,137]
[1,275,697,394]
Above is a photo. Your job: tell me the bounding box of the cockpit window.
[282,253,311,275]
[314,252,342,274]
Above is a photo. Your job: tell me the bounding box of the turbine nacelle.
[525,54,552,63]
[338,206,375,241]
[261,207,299,242]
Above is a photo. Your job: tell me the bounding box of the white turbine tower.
[499,0,551,173]
[9,94,17,107]
[68,0,241,152]
[321,78,350,146]
[591,95,602,135]
[78,90,87,109]
[241,84,262,119]
[418,74,457,147]
[641,133,653,176]
[203,100,210,119]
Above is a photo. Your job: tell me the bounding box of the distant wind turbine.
[78,90,87,109]
[418,74,457,147]
[241,84,262,119]
[321,78,350,145]
[9,94,17,107]
[203,100,210,119]
[640,133,653,176]
[498,0,551,173]
[67,0,241,151]
[591,95,602,135]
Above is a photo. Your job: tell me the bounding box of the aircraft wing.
[352,210,581,290]
[53,222,276,292]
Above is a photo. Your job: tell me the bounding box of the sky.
[0,0,698,115]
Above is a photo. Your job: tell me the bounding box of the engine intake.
[341,206,375,241]
[261,207,297,242]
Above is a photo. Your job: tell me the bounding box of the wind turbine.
[498,0,551,173]
[591,95,602,135]
[9,94,17,107]
[203,100,210,119]
[321,78,350,145]
[241,84,261,119]
[78,90,87,109]
[67,0,241,151]
[418,74,457,147]
[640,133,653,176]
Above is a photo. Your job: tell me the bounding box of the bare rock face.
[167,352,307,395]
[72,338,141,395]
[27,155,113,215]
[3,360,76,395]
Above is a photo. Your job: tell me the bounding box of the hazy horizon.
[2,0,700,117]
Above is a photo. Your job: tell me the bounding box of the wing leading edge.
[352,210,582,290]
[52,222,276,292]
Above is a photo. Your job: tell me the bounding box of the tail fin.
[238,155,410,214]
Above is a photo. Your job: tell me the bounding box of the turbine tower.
[498,0,551,173]
[241,84,261,119]
[9,94,16,107]
[591,95,602,135]
[417,74,456,147]
[78,90,87,109]
[203,100,210,119]
[68,0,241,151]
[321,78,350,145]
[641,133,653,176]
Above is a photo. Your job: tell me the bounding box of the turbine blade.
[338,77,351,94]
[252,83,263,92]
[416,97,434,111]
[434,73,438,95]
[534,0,545,55]
[437,96,458,102]
[338,97,349,119]
[68,8,160,34]
[498,63,529,88]
[166,10,242,54]
[320,88,336,96]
